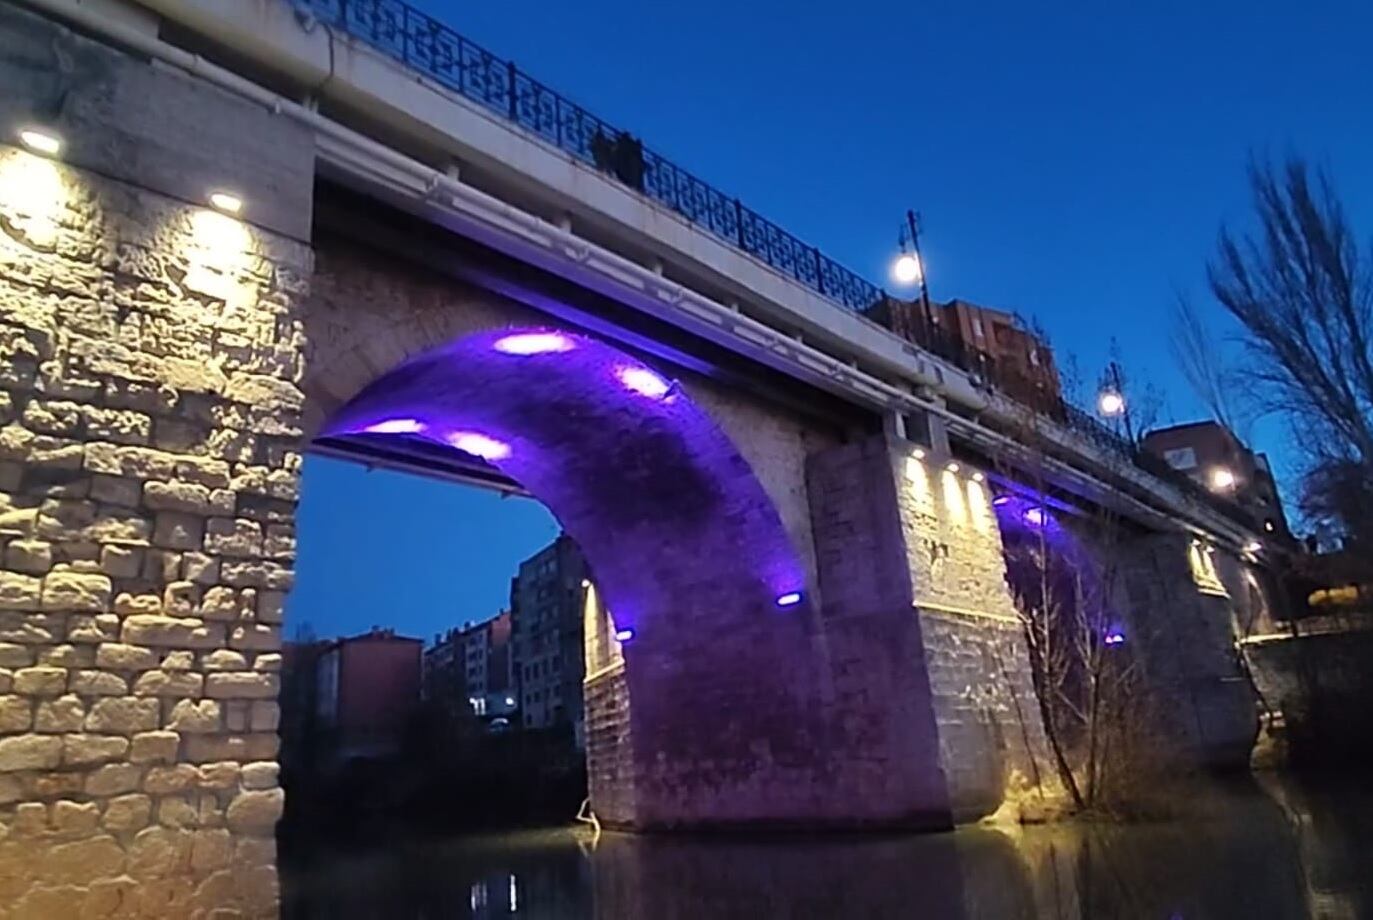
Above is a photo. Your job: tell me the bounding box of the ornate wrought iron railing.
[292,0,886,312]
[293,0,1255,530]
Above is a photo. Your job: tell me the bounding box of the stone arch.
[299,282,830,824]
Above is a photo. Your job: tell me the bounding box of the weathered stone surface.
[219,560,292,591]
[225,788,284,834]
[130,729,180,764]
[66,613,120,644]
[184,733,277,764]
[197,761,239,790]
[37,644,93,668]
[182,552,219,585]
[86,762,143,796]
[0,641,33,668]
[90,474,143,507]
[63,732,131,766]
[128,826,191,881]
[0,572,41,611]
[103,793,153,833]
[52,799,101,836]
[229,624,278,651]
[190,828,234,872]
[133,669,203,698]
[99,544,142,578]
[85,697,161,734]
[205,672,277,699]
[204,518,262,558]
[158,794,199,828]
[153,511,203,550]
[251,653,281,672]
[0,734,62,771]
[70,669,128,696]
[5,540,52,574]
[36,835,125,885]
[202,649,247,671]
[163,581,200,617]
[161,650,195,671]
[113,593,162,617]
[169,698,221,734]
[84,406,152,445]
[34,694,85,732]
[40,569,112,612]
[14,666,67,696]
[95,643,159,671]
[145,481,234,516]
[121,615,223,649]
[0,695,32,732]
[240,761,279,790]
[144,763,198,794]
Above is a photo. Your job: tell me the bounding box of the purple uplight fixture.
[775,591,803,608]
[359,418,427,435]
[445,431,511,461]
[1103,628,1126,646]
[992,496,1011,507]
[616,365,672,399]
[1023,507,1047,527]
[493,331,574,355]
[614,627,635,642]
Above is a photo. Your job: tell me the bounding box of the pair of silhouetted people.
[590,128,644,192]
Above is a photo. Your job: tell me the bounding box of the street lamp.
[1209,467,1237,491]
[1096,361,1135,443]
[892,209,934,331]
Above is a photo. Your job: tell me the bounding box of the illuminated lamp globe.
[891,253,923,285]
[1098,390,1126,417]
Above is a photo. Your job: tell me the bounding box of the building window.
[971,316,984,339]
[1164,447,1197,470]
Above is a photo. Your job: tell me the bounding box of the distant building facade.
[866,296,1061,410]
[424,611,518,725]
[1142,421,1292,539]
[511,535,589,746]
[283,627,424,764]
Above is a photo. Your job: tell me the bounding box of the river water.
[281,775,1372,919]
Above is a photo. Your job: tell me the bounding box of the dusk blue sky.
[290,1,1373,640]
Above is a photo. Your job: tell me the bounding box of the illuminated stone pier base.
[0,6,310,916]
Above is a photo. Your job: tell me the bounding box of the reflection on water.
[281,776,1373,919]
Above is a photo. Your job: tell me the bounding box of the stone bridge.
[0,0,1271,915]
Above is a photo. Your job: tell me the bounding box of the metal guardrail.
[294,0,886,313]
[294,0,1256,532]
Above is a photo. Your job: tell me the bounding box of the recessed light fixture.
[775,591,803,608]
[208,191,243,214]
[18,128,61,157]
[946,462,960,473]
[972,471,985,483]
[912,448,926,460]
[614,628,635,642]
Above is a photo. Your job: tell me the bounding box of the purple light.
[359,418,426,435]
[1023,507,1046,527]
[614,628,635,642]
[1103,629,1126,646]
[776,591,803,608]
[493,332,574,355]
[445,431,511,461]
[992,496,1011,507]
[616,365,672,398]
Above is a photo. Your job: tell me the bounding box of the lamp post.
[1097,360,1136,444]
[892,209,934,333]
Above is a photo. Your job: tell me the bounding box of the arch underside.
[319,327,827,826]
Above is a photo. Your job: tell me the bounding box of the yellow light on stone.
[182,208,254,311]
[906,454,934,514]
[0,148,67,250]
[966,479,992,533]
[941,468,967,521]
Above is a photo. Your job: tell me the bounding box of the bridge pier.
[0,6,310,915]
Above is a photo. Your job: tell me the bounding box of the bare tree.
[1169,294,1253,440]
[1208,157,1373,545]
